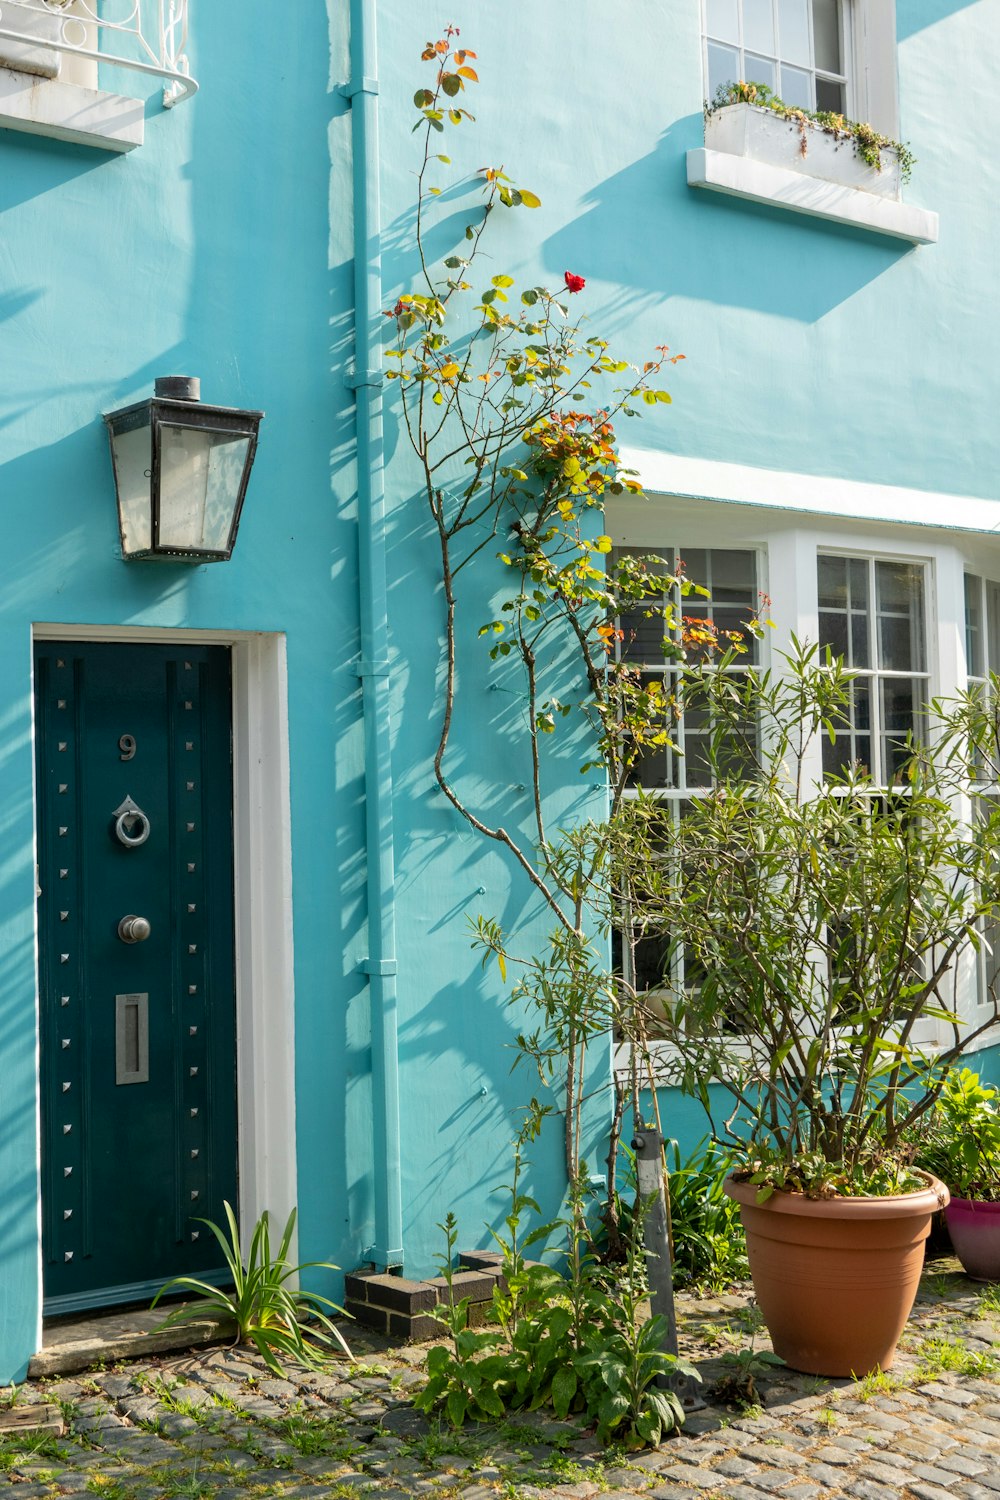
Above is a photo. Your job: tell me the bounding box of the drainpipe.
[342,0,404,1271]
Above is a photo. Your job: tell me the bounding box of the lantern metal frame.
[104,378,264,563]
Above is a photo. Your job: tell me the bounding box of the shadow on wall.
[542,119,911,328]
[897,2,980,40]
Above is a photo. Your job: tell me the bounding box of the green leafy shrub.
[912,1069,1000,1200]
[665,1140,749,1290]
[416,1169,698,1445]
[151,1202,351,1376]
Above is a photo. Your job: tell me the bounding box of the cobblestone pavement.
[4,1259,1000,1500]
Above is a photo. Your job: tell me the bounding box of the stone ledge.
[0,67,143,152]
[686,146,939,245]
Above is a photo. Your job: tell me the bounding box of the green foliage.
[412,1212,509,1426]
[708,79,916,181]
[663,1140,749,1290]
[911,1068,1000,1200]
[416,1170,698,1446]
[623,643,1000,1194]
[151,1202,351,1377]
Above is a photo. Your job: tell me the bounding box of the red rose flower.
[564,271,586,294]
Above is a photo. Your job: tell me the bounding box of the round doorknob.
[118,915,151,944]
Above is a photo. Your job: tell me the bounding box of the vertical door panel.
[35,642,237,1310]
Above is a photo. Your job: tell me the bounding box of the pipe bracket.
[339,76,379,99]
[346,368,384,390]
[360,958,398,976]
[355,658,390,678]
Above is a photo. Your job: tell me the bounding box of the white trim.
[687,147,938,243]
[29,623,298,1295]
[0,69,142,152]
[620,449,1000,534]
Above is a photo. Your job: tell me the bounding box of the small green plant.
[707,79,916,181]
[151,1202,351,1377]
[978,1284,1000,1318]
[413,1212,510,1426]
[912,1335,999,1380]
[912,1069,1000,1200]
[713,1346,785,1408]
[853,1368,898,1401]
[662,1140,749,1290]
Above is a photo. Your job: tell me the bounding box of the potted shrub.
[621,645,1000,1376]
[913,1069,1000,1280]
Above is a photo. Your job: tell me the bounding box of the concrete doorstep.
[29,1302,237,1378]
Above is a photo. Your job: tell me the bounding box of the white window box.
[706,102,902,199]
[687,101,938,246]
[0,0,196,152]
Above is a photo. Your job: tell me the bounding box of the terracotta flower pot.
[944,1197,1000,1281]
[725,1173,949,1377]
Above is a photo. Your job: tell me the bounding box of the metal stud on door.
[35,642,238,1313]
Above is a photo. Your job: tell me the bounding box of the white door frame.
[30,623,298,1334]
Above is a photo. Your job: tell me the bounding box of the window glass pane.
[988,584,1000,673]
[852,680,871,733]
[848,558,869,607]
[966,574,984,679]
[707,40,740,95]
[743,52,777,90]
[876,560,922,613]
[710,549,756,600]
[780,64,811,107]
[818,607,848,660]
[817,554,847,608]
[777,0,810,65]
[812,0,841,73]
[680,548,707,586]
[851,612,869,669]
[876,562,925,673]
[706,0,740,42]
[620,607,669,661]
[743,0,776,54]
[815,76,845,113]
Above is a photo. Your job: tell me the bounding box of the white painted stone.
[687,147,939,246]
[706,103,902,199]
[0,67,142,151]
[0,3,61,80]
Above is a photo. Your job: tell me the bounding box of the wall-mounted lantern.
[104,377,264,562]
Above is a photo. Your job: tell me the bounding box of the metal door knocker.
[112,795,151,848]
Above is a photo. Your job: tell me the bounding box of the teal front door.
[35,642,238,1314]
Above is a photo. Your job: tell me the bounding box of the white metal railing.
[0,0,196,106]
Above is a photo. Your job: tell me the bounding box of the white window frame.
[702,0,854,115]
[610,497,1000,1085]
[963,573,1000,1031]
[700,0,898,133]
[816,550,932,786]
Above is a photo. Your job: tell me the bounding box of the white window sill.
[687,148,938,245]
[687,105,938,246]
[0,67,143,152]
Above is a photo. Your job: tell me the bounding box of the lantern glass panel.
[157,424,252,554]
[109,410,153,555]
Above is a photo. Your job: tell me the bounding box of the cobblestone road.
[3,1259,1000,1500]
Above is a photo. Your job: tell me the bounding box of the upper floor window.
[704,0,850,113]
[817,554,928,783]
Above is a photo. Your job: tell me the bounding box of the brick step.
[344,1251,508,1340]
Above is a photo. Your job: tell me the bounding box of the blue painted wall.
[0,0,994,1379]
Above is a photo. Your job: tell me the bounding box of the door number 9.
[119,734,137,762]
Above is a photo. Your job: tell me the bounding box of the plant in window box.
[705,81,915,199]
[912,1069,1000,1281]
[622,644,1000,1375]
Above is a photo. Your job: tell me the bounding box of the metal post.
[632,1123,703,1406]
